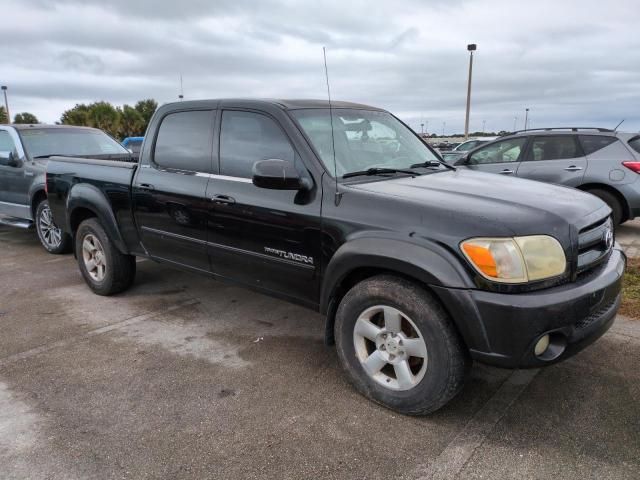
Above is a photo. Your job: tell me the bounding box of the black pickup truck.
[46,99,626,415]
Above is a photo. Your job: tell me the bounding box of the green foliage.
[60,99,158,139]
[0,106,7,124]
[13,112,39,124]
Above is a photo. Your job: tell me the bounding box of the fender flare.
[319,236,473,315]
[66,183,128,254]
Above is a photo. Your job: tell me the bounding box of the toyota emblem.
[603,227,614,250]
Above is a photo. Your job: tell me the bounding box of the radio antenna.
[613,119,625,131]
[323,47,341,206]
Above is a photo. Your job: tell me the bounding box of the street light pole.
[513,116,518,132]
[464,44,477,140]
[442,121,446,137]
[482,119,486,133]
[1,86,10,124]
[421,123,424,135]
[524,108,530,131]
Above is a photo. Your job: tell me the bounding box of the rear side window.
[530,136,581,160]
[0,130,17,152]
[579,135,618,155]
[153,110,214,172]
[220,110,295,178]
[628,136,640,154]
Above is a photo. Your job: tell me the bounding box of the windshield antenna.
[323,47,342,206]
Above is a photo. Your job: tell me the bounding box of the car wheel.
[334,275,469,415]
[35,199,71,254]
[75,218,136,296]
[588,189,623,225]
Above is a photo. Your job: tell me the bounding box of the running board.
[0,216,34,229]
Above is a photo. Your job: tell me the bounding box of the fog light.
[534,334,550,357]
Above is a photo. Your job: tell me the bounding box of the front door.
[465,137,528,177]
[0,129,30,216]
[206,109,322,304]
[133,109,215,273]
[516,135,586,187]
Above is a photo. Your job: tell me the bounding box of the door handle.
[564,166,583,172]
[138,183,155,191]
[499,169,514,174]
[211,194,236,205]
[24,171,35,177]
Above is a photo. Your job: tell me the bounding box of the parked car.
[440,137,497,163]
[0,124,133,253]
[452,128,640,225]
[122,136,144,160]
[46,99,625,415]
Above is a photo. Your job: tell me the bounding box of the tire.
[75,218,136,296]
[334,275,469,415]
[588,189,623,226]
[35,199,72,254]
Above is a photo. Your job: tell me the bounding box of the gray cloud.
[2,0,639,133]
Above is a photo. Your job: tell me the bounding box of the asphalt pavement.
[1,224,639,479]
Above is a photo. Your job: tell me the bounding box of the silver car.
[453,128,640,225]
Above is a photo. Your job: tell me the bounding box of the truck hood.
[347,169,609,237]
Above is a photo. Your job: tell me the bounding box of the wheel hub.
[376,332,407,362]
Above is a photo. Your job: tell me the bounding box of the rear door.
[133,109,215,273]
[465,137,528,176]
[516,135,586,187]
[206,109,322,304]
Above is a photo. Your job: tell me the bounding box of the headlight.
[461,235,566,283]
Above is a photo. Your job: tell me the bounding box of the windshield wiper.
[410,160,456,171]
[33,154,68,159]
[342,167,421,179]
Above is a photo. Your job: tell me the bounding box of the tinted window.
[154,110,214,172]
[0,130,17,152]
[220,111,295,178]
[469,138,526,165]
[627,136,640,155]
[19,128,128,158]
[578,135,617,155]
[530,136,581,161]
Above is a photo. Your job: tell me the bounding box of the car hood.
[347,169,609,238]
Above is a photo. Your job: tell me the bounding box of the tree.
[13,112,39,124]
[118,104,145,138]
[134,99,158,135]
[0,106,7,124]
[61,103,91,126]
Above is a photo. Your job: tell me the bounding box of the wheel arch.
[577,183,630,222]
[30,189,47,219]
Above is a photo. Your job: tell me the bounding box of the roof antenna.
[323,47,341,206]
[613,119,625,132]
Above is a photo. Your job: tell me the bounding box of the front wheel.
[335,275,469,415]
[35,199,71,254]
[76,218,136,296]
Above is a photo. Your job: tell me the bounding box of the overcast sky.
[2,0,639,133]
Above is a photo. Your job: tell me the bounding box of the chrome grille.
[577,216,613,274]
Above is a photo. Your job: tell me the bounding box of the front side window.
[530,136,581,161]
[579,135,617,155]
[469,138,527,165]
[154,110,214,172]
[220,110,295,178]
[19,128,128,158]
[290,109,440,177]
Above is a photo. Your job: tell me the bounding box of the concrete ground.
[1,224,639,480]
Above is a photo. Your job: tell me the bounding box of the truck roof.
[162,98,384,111]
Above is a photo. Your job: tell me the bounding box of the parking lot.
[1,223,639,480]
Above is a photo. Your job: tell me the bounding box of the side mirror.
[454,154,470,166]
[0,151,21,168]
[252,159,311,191]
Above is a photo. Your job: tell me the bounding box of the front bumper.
[433,247,626,368]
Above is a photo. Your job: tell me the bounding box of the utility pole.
[442,121,446,137]
[463,44,477,140]
[482,119,486,133]
[1,86,10,124]
[425,120,429,134]
[178,74,184,101]
[524,108,530,131]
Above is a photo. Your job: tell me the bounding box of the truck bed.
[46,156,142,254]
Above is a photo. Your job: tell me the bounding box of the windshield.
[19,128,129,158]
[290,109,441,177]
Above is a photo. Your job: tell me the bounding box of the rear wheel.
[35,199,71,254]
[334,275,469,415]
[75,218,136,295]
[587,189,624,225]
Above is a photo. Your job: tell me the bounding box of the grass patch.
[620,257,640,319]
